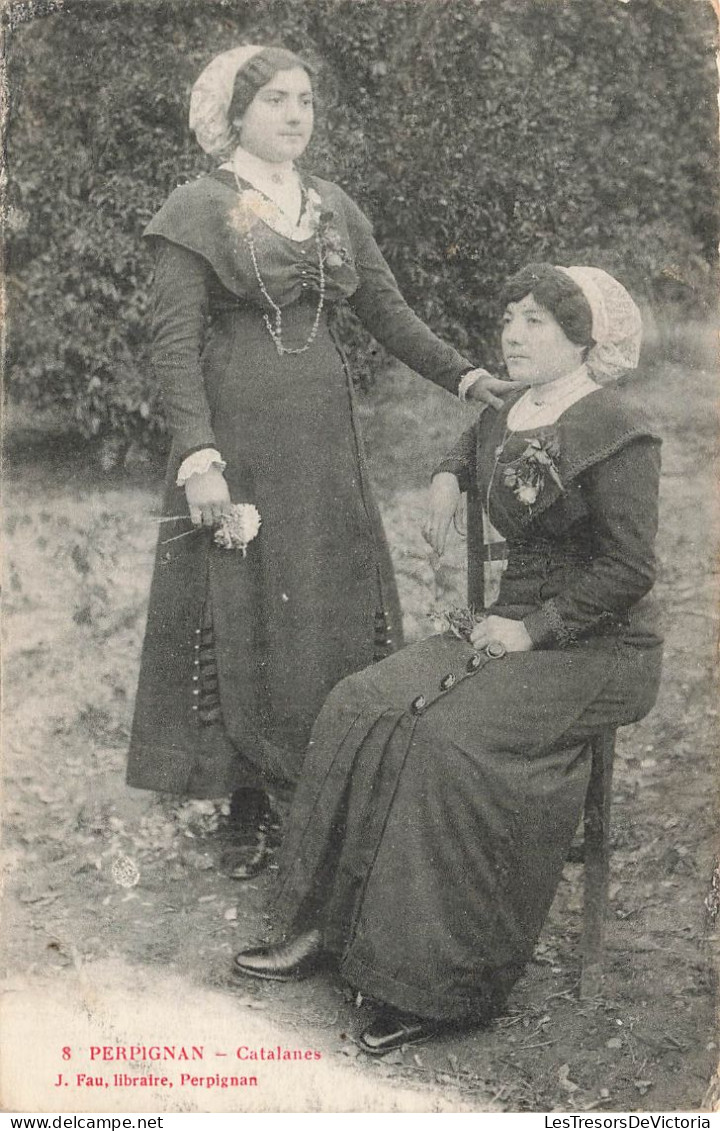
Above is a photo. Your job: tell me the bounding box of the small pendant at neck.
[232,146,295,186]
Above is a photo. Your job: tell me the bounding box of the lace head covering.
[189,46,265,156]
[189,46,313,158]
[556,266,643,382]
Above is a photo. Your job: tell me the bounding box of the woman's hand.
[423,473,461,556]
[463,369,525,410]
[470,615,533,653]
[184,466,231,527]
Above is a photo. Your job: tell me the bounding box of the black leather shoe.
[220,832,270,881]
[220,790,281,881]
[232,929,328,982]
[358,1007,445,1056]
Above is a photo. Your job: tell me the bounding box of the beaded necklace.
[235,171,327,357]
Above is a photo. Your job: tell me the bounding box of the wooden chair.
[580,727,616,997]
[468,492,616,999]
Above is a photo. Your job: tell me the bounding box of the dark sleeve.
[431,422,479,493]
[148,238,217,458]
[341,192,474,394]
[523,437,661,647]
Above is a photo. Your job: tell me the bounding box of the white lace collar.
[507,365,600,432]
[220,147,320,241]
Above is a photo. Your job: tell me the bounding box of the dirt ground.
[2,352,719,1113]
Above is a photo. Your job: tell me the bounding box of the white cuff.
[176,448,226,487]
[458,372,481,403]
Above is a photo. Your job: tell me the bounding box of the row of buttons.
[410,643,506,716]
[192,627,202,710]
[189,611,402,715]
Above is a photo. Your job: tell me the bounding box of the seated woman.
[232,263,663,1054]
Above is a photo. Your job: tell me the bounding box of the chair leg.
[580,729,615,998]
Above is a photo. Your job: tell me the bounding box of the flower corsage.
[503,437,563,511]
[317,207,350,269]
[228,189,277,237]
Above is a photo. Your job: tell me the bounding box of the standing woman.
[127,46,500,875]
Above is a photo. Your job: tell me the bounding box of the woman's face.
[235,66,314,163]
[501,293,587,385]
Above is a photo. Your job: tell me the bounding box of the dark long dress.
[127,171,472,797]
[274,386,664,1022]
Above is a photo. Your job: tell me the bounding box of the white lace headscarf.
[189,45,265,157]
[556,266,643,382]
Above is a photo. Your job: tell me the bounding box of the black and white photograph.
[2,0,719,1115]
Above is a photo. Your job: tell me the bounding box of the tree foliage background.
[5,0,718,456]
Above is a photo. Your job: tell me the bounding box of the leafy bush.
[5,0,718,458]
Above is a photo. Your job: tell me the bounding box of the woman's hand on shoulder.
[184,466,231,527]
[463,369,523,410]
[423,473,461,556]
[471,615,533,653]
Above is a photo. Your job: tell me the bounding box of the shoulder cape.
[144,173,370,300]
[477,384,661,488]
[470,383,662,538]
[551,384,662,486]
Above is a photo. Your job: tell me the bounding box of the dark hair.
[502,263,594,346]
[229,47,314,121]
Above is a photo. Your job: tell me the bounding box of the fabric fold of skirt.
[274,633,630,1021]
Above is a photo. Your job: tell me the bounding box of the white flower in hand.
[213,503,262,555]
